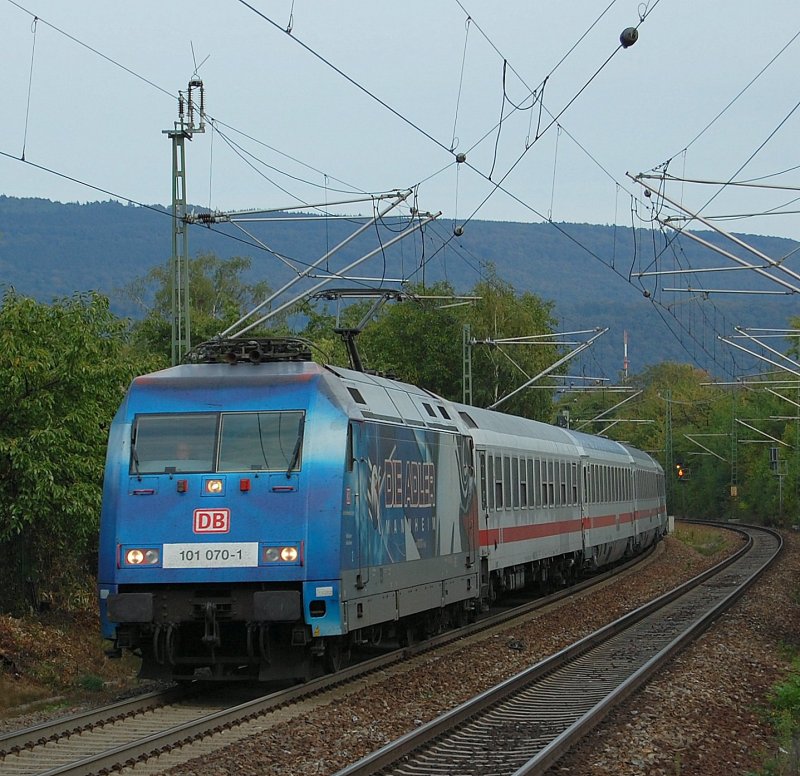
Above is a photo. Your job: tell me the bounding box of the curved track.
[0,545,663,776]
[333,524,781,776]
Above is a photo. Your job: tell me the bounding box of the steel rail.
[332,524,779,776]
[0,544,662,776]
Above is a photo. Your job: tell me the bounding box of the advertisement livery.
[344,424,477,568]
[98,338,666,682]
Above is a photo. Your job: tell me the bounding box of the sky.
[2,0,800,241]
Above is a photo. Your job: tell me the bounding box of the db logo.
[193,508,230,534]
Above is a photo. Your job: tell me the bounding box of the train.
[98,337,668,682]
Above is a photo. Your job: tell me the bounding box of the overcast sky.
[2,0,800,239]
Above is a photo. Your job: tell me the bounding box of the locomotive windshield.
[130,411,304,474]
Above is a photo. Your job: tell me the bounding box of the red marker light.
[177,479,188,493]
[240,478,251,492]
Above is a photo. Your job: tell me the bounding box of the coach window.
[520,458,528,507]
[478,451,488,510]
[512,458,521,508]
[539,459,547,506]
[551,460,558,507]
[546,460,554,506]
[522,458,535,507]
[559,461,567,505]
[552,460,559,507]
[503,456,512,510]
[571,462,578,505]
[495,455,504,508]
[486,454,495,510]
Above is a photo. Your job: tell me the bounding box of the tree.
[0,290,155,613]
[351,274,559,421]
[126,253,274,359]
[357,281,465,399]
[466,276,559,421]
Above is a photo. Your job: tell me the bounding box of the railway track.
[0,545,663,776]
[332,523,781,776]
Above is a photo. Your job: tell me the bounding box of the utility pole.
[163,79,205,365]
[462,324,473,405]
[664,389,673,510]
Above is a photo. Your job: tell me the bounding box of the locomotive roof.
[127,359,661,472]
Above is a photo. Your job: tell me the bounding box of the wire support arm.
[229,210,440,337]
[487,327,607,411]
[219,191,412,338]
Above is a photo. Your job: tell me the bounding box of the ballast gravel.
[3,527,797,775]
[154,527,800,776]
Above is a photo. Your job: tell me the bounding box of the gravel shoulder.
[2,526,796,776]
[157,526,798,776]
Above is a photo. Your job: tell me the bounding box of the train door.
[629,466,639,545]
[348,420,370,589]
[579,455,590,560]
[462,435,479,568]
[631,467,640,548]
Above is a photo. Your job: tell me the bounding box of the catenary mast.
[164,79,205,365]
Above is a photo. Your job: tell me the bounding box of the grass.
[0,608,142,720]
[747,653,800,775]
[673,524,733,557]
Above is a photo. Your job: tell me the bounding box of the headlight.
[262,545,300,564]
[124,548,160,566]
[204,479,224,495]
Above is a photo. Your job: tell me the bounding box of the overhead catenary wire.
[21,13,37,161]
[7,0,656,292]
[669,25,800,159]
[1,0,766,381]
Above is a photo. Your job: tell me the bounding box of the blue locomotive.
[98,337,666,681]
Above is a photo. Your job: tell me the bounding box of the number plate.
[162,542,259,568]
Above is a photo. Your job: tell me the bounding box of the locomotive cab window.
[218,411,304,472]
[130,411,305,474]
[131,414,217,474]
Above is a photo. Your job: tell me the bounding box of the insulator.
[620,27,638,48]
[455,153,467,164]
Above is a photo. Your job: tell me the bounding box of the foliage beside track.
[0,605,140,717]
[556,358,800,526]
[673,523,735,557]
[0,291,160,615]
[0,255,798,616]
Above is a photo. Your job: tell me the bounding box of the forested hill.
[1,195,797,379]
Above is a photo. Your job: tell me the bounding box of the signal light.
[177,479,188,493]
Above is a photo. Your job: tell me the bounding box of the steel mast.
[164,79,205,365]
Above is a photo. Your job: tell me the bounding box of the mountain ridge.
[1,195,796,379]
